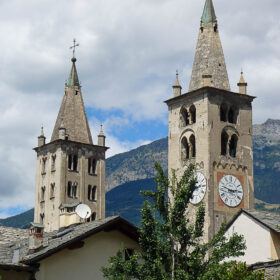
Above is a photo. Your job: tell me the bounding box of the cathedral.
[0,0,279,279]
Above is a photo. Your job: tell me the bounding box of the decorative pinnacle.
[99,124,105,136]
[40,125,44,136]
[70,38,80,59]
[173,70,182,88]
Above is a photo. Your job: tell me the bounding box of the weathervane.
[70,39,80,58]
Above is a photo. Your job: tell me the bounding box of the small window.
[50,183,55,198]
[228,107,238,124]
[67,181,72,197]
[221,131,229,156]
[181,137,190,161]
[73,155,78,171]
[220,104,227,122]
[229,134,238,158]
[189,105,196,124]
[180,107,190,127]
[42,157,47,174]
[88,158,97,175]
[72,182,78,198]
[40,213,45,224]
[41,186,45,202]
[68,155,72,170]
[88,185,97,201]
[189,135,196,158]
[51,154,56,171]
[68,154,78,171]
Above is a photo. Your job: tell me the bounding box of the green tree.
[102,162,264,280]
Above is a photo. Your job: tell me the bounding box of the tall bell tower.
[166,0,255,241]
[34,53,108,232]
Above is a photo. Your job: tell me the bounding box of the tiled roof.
[243,209,280,233]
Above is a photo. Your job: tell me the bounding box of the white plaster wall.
[226,212,271,264]
[35,230,139,280]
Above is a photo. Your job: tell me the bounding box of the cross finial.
[70,38,80,58]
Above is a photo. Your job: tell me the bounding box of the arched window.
[221,131,229,156]
[50,183,55,198]
[72,182,78,198]
[88,185,97,201]
[181,137,190,161]
[220,104,227,122]
[229,134,238,157]
[189,105,196,124]
[180,107,190,127]
[40,213,45,224]
[68,154,78,171]
[67,181,72,197]
[189,135,196,158]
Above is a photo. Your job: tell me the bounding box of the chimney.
[29,223,44,250]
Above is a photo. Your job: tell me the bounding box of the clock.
[218,175,243,207]
[190,172,207,205]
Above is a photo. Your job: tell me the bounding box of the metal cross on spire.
[70,39,80,58]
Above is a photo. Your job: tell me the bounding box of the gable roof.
[227,209,280,234]
[21,216,139,265]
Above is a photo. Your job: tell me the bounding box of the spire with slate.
[189,0,230,92]
[50,41,93,144]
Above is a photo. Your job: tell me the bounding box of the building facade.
[166,0,255,241]
[34,57,108,232]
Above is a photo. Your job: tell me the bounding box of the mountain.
[0,208,33,229]
[1,119,280,228]
[106,137,168,191]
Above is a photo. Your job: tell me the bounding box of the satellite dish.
[76,204,91,219]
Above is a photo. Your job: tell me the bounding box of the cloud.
[0,0,279,216]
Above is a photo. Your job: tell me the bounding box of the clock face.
[190,172,207,205]
[218,175,243,207]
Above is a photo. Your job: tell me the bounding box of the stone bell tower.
[166,0,255,241]
[34,54,108,232]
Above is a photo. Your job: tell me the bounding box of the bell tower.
[166,0,255,241]
[34,53,108,232]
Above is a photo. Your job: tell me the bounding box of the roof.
[227,209,280,234]
[22,216,139,265]
[0,226,28,245]
[201,0,217,24]
[50,58,93,145]
[189,0,230,92]
[164,86,256,105]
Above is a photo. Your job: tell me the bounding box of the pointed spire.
[189,0,230,92]
[66,58,80,88]
[51,57,93,144]
[238,71,248,94]
[173,70,182,97]
[201,0,217,24]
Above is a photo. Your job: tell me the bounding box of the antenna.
[75,204,91,220]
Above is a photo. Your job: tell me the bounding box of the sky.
[0,0,280,218]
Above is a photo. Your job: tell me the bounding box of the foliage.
[102,162,263,280]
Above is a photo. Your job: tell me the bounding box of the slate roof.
[243,209,280,233]
[0,216,138,270]
[22,216,138,264]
